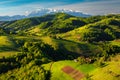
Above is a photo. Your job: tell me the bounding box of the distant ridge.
[27,8,90,17]
[0,8,90,21]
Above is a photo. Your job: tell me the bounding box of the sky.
[0,0,120,16]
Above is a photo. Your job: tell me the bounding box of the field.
[42,55,120,80]
[90,55,120,80]
[42,60,96,80]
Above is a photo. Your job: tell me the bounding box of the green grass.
[41,36,99,56]
[0,36,19,58]
[42,60,96,80]
[90,60,120,80]
[14,35,41,41]
[59,25,91,42]
[0,36,16,52]
[60,18,120,42]
[0,51,18,58]
[42,56,120,80]
[0,36,14,47]
[110,39,120,46]
[41,36,58,50]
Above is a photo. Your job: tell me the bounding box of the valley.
[0,13,120,80]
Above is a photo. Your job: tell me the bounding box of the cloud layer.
[0,0,120,16]
[54,0,120,15]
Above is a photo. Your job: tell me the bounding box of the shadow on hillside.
[56,39,92,54]
[50,39,93,61]
[0,46,16,52]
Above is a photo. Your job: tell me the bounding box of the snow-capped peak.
[27,8,90,17]
[0,8,90,21]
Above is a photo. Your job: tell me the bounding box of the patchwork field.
[42,60,96,80]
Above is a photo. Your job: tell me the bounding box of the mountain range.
[0,8,90,21]
[1,13,120,42]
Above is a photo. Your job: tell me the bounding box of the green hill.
[0,13,87,35]
[24,13,86,36]
[0,36,18,58]
[61,18,120,42]
[41,36,99,58]
[0,13,120,80]
[0,36,15,50]
[90,55,120,80]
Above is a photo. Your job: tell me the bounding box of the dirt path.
[62,66,84,80]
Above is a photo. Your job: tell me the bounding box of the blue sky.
[0,0,120,16]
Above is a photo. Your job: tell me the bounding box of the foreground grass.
[42,55,120,80]
[90,60,120,80]
[42,60,96,80]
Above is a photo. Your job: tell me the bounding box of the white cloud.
[54,0,120,15]
[0,0,120,16]
[0,2,44,16]
[0,1,66,16]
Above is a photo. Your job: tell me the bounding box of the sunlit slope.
[0,36,15,48]
[42,60,96,80]
[41,37,99,57]
[1,13,120,36]
[0,36,18,57]
[61,18,120,42]
[90,55,120,80]
[26,13,86,36]
[0,13,87,36]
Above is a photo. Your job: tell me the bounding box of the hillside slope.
[61,18,120,42]
[0,13,120,80]
[5,13,86,35]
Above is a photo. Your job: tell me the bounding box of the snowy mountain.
[0,8,90,21]
[28,8,90,17]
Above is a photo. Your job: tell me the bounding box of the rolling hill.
[61,18,120,42]
[0,13,87,35]
[0,13,120,80]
